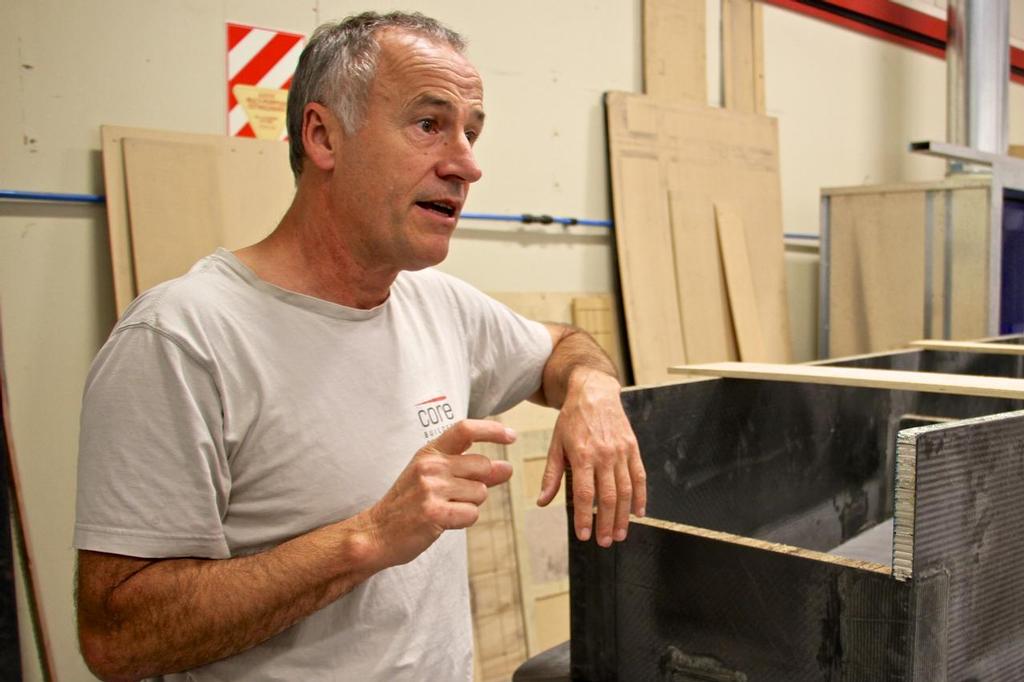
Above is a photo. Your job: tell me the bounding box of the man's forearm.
[535,325,620,409]
[78,514,380,681]
[533,322,645,547]
[78,419,516,682]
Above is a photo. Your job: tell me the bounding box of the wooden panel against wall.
[828,190,926,357]
[607,91,790,384]
[825,178,992,358]
[103,126,293,310]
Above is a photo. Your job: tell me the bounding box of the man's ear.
[302,103,338,171]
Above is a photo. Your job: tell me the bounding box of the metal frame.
[910,141,1024,336]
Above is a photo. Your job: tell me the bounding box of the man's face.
[329,29,484,273]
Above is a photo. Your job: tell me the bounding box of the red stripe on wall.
[824,0,945,40]
[228,33,302,109]
[226,23,251,51]
[762,0,1023,82]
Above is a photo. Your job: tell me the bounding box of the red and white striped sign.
[226,23,305,139]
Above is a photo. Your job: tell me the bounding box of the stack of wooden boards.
[609,0,790,387]
[100,126,628,682]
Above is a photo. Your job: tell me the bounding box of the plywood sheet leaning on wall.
[102,126,294,313]
[715,203,768,360]
[828,189,927,357]
[606,91,790,384]
[824,179,990,358]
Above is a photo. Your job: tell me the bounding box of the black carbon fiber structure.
[569,375,1024,681]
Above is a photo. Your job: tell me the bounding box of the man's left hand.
[536,367,646,546]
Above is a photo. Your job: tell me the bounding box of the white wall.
[1,1,1023,679]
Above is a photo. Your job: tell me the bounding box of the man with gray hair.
[74,11,644,680]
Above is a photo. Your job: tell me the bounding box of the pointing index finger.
[431,419,517,455]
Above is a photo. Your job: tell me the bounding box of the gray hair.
[286,11,467,178]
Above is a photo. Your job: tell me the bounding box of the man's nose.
[438,134,483,184]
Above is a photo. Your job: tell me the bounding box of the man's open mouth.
[416,201,456,218]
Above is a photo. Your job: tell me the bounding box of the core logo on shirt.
[415,394,456,440]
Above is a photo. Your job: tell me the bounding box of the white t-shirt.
[75,249,551,681]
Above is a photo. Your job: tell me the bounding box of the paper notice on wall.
[226,23,305,139]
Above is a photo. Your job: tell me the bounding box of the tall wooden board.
[607,92,790,384]
[605,147,687,384]
[722,0,766,114]
[642,0,706,102]
[715,203,767,360]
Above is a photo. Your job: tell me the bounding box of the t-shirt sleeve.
[441,277,553,419]
[74,324,232,559]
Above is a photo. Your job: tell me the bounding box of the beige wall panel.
[785,243,820,361]
[828,191,926,357]
[949,187,990,340]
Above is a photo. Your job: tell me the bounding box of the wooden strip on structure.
[642,0,706,102]
[722,0,765,114]
[671,361,1024,400]
[634,516,890,575]
[908,339,1024,355]
[715,203,767,360]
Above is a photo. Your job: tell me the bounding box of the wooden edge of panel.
[670,361,1024,400]
[821,175,991,197]
[632,516,891,575]
[100,125,138,316]
[908,339,1024,355]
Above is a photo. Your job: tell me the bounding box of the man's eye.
[465,130,479,144]
[418,119,436,133]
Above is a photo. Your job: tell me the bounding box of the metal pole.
[946,0,1010,171]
